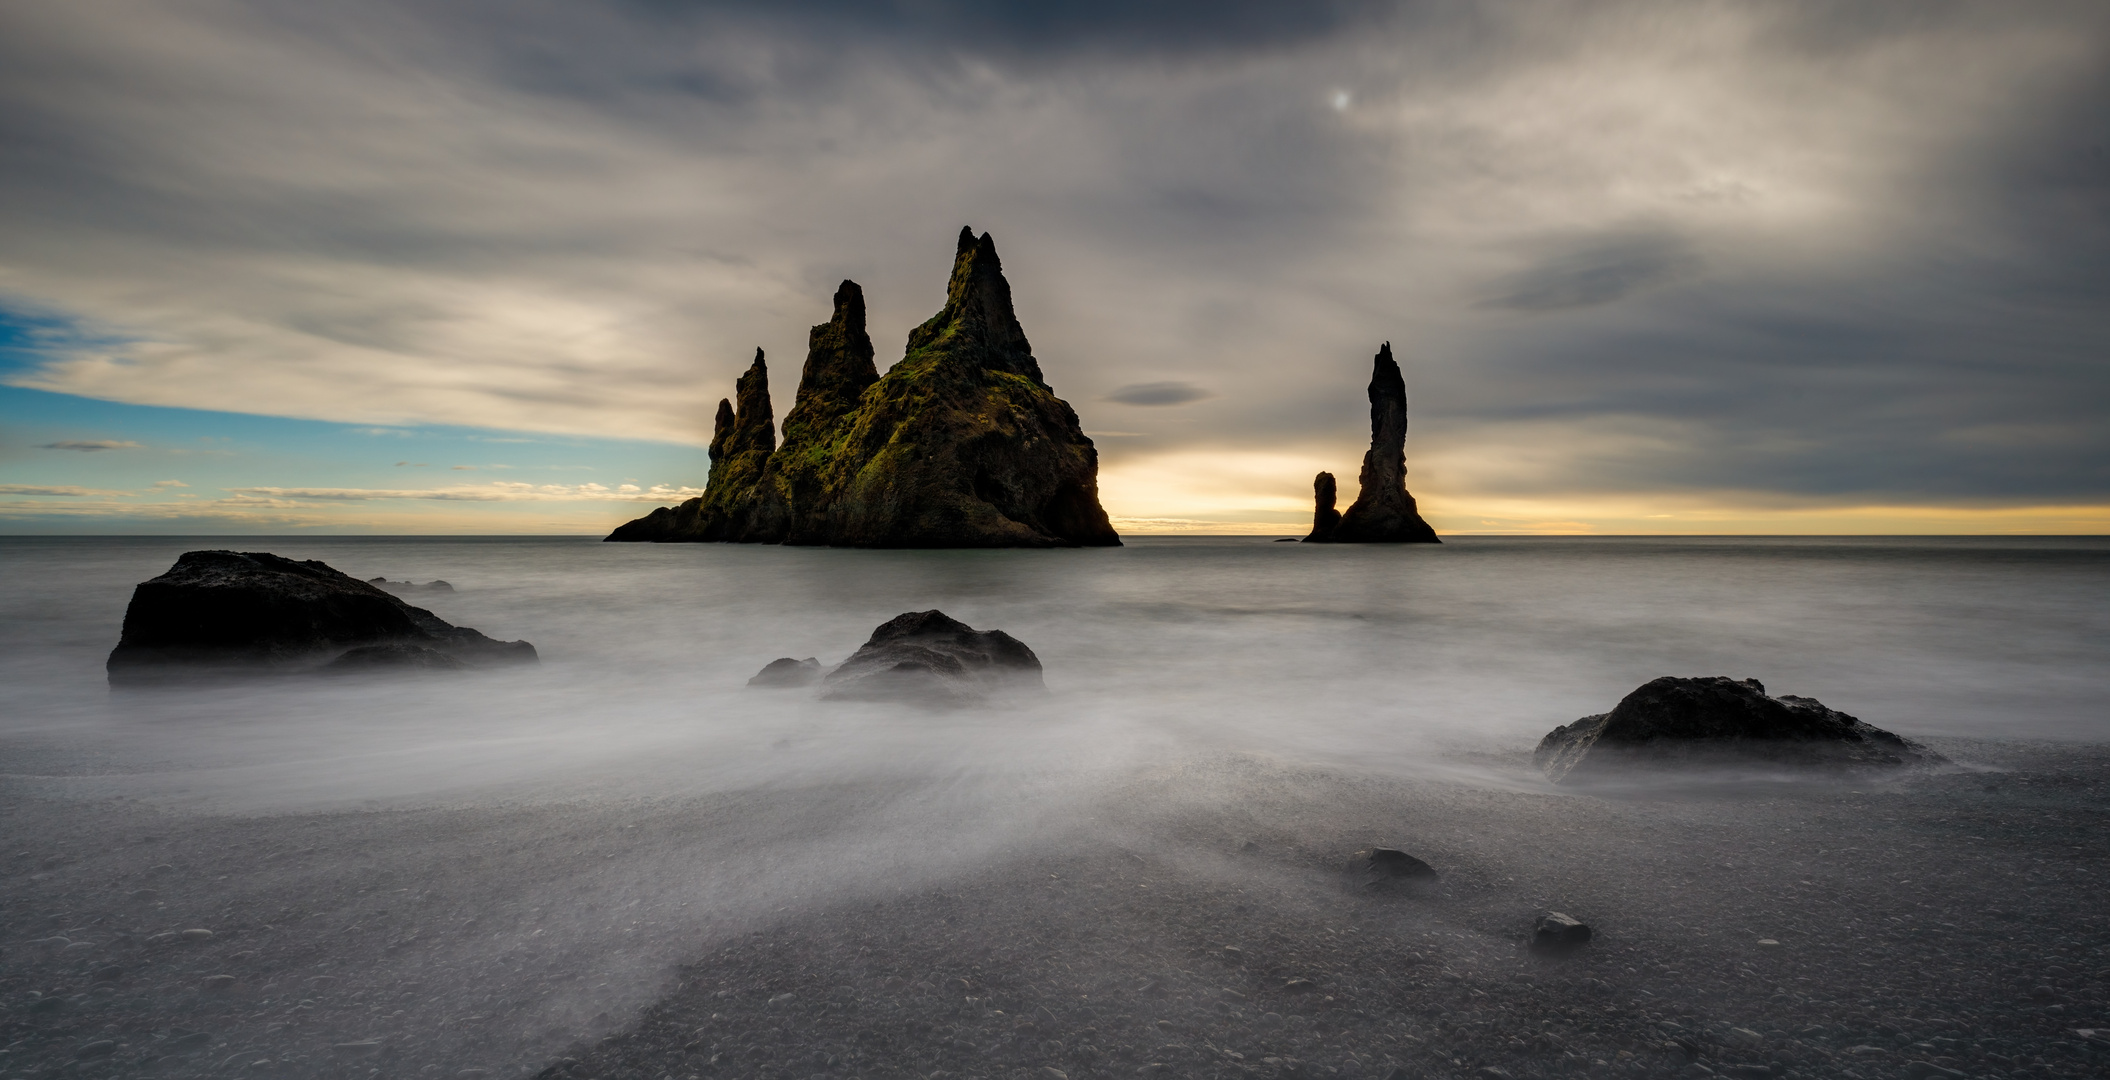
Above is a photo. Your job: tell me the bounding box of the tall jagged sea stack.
[608,229,1119,548]
[1304,342,1439,544]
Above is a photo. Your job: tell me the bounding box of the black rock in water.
[1345,847,1438,890]
[1302,471,1341,543]
[1534,675,1945,784]
[1331,343,1439,543]
[106,551,536,684]
[1530,911,1593,954]
[748,657,822,688]
[367,577,454,593]
[819,610,1042,703]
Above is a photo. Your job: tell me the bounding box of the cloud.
[152,479,188,487]
[451,464,478,470]
[0,483,132,496]
[38,439,142,451]
[1104,381,1215,406]
[223,483,703,504]
[0,0,2103,520]
[1478,229,1703,311]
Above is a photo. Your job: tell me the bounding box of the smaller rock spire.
[1302,471,1342,542]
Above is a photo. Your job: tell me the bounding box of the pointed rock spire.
[781,280,877,446]
[905,227,1044,385]
[1332,342,1440,543]
[727,348,776,459]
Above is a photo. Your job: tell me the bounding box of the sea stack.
[608,229,1120,548]
[1306,343,1439,544]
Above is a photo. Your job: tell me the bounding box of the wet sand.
[3,739,2106,1080]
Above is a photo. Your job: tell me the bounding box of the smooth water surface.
[2,535,2105,810]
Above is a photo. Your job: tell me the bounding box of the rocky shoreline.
[2,741,2105,1080]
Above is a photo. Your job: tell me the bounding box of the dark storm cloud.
[0,0,2105,519]
[1479,229,1702,312]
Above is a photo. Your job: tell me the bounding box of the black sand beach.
[4,739,2105,1080]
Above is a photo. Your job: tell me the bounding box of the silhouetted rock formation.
[107,551,536,684]
[1534,676,1946,784]
[607,229,1119,548]
[748,657,822,688]
[819,609,1043,704]
[1328,342,1439,544]
[1303,471,1341,542]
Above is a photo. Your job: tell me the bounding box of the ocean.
[2,534,2105,811]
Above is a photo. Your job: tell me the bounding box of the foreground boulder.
[1530,912,1593,954]
[1535,676,1944,783]
[607,233,1121,548]
[748,657,822,688]
[818,610,1042,703]
[1345,847,1438,891]
[107,551,536,684]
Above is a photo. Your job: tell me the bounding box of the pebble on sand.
[1529,911,1593,954]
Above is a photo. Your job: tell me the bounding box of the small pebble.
[182,928,215,941]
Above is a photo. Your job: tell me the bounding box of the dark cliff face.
[608,229,1119,548]
[1330,342,1439,544]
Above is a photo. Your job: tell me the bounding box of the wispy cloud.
[0,483,133,496]
[38,439,142,451]
[152,479,188,487]
[223,483,703,505]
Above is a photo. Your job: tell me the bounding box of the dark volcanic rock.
[819,609,1042,703]
[748,657,822,688]
[1329,342,1439,544]
[607,229,1120,548]
[324,643,470,672]
[1302,471,1341,543]
[1345,847,1438,890]
[1530,911,1593,954]
[106,551,536,684]
[1535,676,1946,783]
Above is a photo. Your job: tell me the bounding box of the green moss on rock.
[608,228,1119,549]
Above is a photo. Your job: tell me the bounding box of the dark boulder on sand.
[107,551,536,684]
[1530,911,1593,954]
[748,657,822,688]
[819,610,1042,703]
[1535,675,1945,783]
[1345,847,1438,891]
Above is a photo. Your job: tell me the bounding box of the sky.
[0,0,2105,535]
